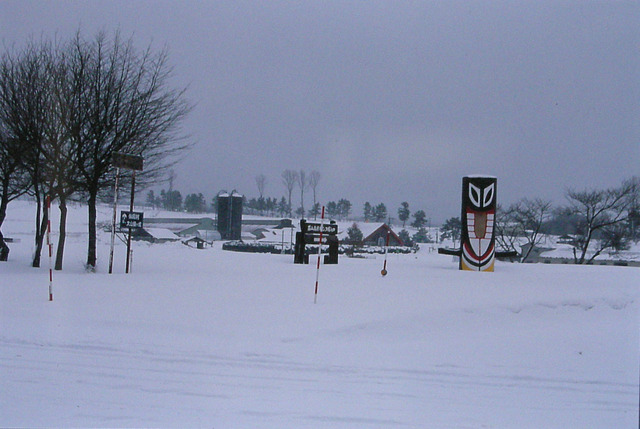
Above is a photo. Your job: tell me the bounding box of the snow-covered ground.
[1,201,639,428]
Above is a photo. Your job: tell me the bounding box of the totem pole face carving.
[460,176,497,271]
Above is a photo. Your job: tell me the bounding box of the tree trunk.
[578,228,593,264]
[0,189,9,261]
[54,197,67,270]
[86,191,97,270]
[0,231,8,261]
[32,196,47,268]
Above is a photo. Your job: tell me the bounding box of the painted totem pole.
[460,175,497,271]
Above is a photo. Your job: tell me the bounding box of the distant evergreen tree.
[363,202,373,222]
[146,190,158,209]
[257,196,266,214]
[308,202,321,220]
[185,193,206,213]
[398,202,410,227]
[277,197,289,217]
[411,210,427,228]
[163,190,183,211]
[337,198,352,220]
[440,217,461,246]
[347,223,363,244]
[374,203,387,222]
[398,229,413,246]
[412,227,431,243]
[326,201,338,218]
[266,197,277,216]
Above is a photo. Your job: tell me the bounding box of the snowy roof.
[144,228,179,240]
[337,222,387,240]
[217,191,243,198]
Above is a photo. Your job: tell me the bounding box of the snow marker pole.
[314,205,325,304]
[46,195,53,301]
[381,229,391,276]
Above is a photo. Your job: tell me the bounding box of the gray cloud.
[1,0,638,222]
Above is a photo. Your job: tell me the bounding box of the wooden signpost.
[109,153,144,274]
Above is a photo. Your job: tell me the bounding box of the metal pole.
[108,167,120,274]
[125,171,136,274]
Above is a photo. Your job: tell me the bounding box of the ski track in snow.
[2,330,636,428]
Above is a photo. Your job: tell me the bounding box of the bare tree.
[496,198,552,262]
[625,176,639,241]
[45,49,85,270]
[255,174,267,198]
[566,181,635,264]
[494,204,520,254]
[0,41,53,267]
[281,169,298,217]
[65,31,190,269]
[308,170,320,218]
[0,31,190,270]
[297,170,307,217]
[0,125,30,261]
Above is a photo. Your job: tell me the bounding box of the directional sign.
[112,152,144,171]
[120,211,144,229]
[305,222,338,235]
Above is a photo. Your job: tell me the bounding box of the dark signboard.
[120,211,144,229]
[305,222,338,235]
[112,152,144,171]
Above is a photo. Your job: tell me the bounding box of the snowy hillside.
[1,201,638,428]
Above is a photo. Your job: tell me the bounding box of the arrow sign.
[120,211,144,229]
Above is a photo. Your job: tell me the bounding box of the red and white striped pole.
[46,195,53,301]
[381,229,391,276]
[314,205,325,304]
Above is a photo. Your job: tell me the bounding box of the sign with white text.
[305,222,338,235]
[120,211,144,229]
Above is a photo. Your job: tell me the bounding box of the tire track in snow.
[2,335,636,427]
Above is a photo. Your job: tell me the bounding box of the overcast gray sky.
[1,0,638,223]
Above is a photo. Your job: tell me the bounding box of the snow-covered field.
[1,201,639,428]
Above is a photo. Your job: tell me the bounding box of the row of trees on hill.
[142,176,637,267]
[146,190,208,214]
[252,170,321,218]
[438,178,639,264]
[0,31,190,268]
[254,171,435,226]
